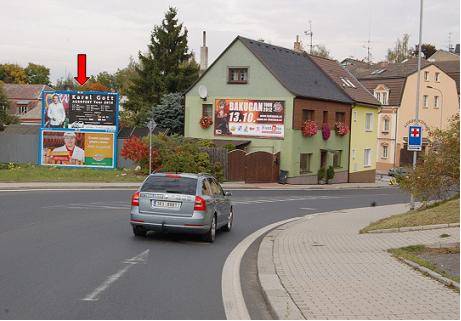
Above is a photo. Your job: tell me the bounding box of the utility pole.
[147,119,157,175]
[304,20,313,54]
[448,32,453,52]
[410,0,424,210]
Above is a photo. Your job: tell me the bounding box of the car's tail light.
[131,191,140,206]
[194,196,207,211]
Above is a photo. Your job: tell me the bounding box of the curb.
[367,223,460,234]
[399,258,460,290]
[221,217,301,320]
[257,219,308,320]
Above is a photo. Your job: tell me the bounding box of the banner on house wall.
[40,130,115,168]
[214,99,284,139]
[42,91,118,131]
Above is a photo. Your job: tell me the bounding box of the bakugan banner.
[214,99,284,139]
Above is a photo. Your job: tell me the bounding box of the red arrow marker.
[74,54,90,86]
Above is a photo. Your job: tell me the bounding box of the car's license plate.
[152,200,181,209]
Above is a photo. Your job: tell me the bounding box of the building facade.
[348,59,459,171]
[185,37,354,184]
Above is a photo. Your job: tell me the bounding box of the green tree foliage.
[399,114,460,202]
[0,64,28,84]
[0,82,18,131]
[114,57,138,96]
[125,7,199,125]
[24,63,50,84]
[310,44,331,59]
[386,34,412,63]
[54,75,76,90]
[151,93,184,135]
[411,43,437,59]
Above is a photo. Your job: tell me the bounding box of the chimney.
[293,35,302,53]
[200,31,208,76]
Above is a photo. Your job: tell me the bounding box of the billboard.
[42,91,118,131]
[214,99,284,139]
[40,130,115,168]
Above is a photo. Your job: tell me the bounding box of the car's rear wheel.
[132,226,147,237]
[222,208,233,232]
[203,214,216,243]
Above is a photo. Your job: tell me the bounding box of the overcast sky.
[1,0,459,83]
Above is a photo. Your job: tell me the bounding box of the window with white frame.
[365,113,373,131]
[373,85,390,105]
[424,71,429,81]
[383,117,390,132]
[18,105,28,115]
[423,95,429,108]
[434,96,440,108]
[364,148,372,167]
[382,145,388,159]
[435,72,440,82]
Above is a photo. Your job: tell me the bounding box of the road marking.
[221,217,301,320]
[82,249,149,301]
[233,195,341,205]
[299,207,316,210]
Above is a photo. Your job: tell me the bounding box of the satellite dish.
[198,85,208,99]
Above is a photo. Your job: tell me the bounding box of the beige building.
[346,58,460,172]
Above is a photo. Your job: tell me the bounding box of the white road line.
[82,249,149,301]
[299,207,316,210]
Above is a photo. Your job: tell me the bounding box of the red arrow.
[74,54,90,86]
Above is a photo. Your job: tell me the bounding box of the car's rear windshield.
[141,176,198,195]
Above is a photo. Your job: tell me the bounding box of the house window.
[333,150,342,168]
[374,89,389,105]
[382,145,388,159]
[335,112,345,123]
[434,96,440,108]
[228,68,248,84]
[424,71,429,81]
[435,72,440,82]
[353,111,357,122]
[302,109,314,122]
[323,111,328,124]
[300,153,312,174]
[202,104,212,117]
[423,95,429,108]
[365,113,373,131]
[383,118,390,132]
[364,148,372,167]
[18,105,28,115]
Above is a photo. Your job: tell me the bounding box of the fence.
[201,147,229,179]
[0,132,134,168]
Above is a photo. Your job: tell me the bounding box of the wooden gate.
[227,149,246,181]
[244,151,280,183]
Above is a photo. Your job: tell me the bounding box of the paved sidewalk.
[258,204,460,320]
[0,181,390,190]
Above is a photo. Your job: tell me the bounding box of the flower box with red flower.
[199,116,213,129]
[334,122,349,136]
[301,120,318,137]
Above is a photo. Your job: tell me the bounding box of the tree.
[79,81,110,92]
[115,57,138,96]
[151,93,184,135]
[0,82,18,131]
[386,34,412,63]
[95,71,117,90]
[310,44,331,58]
[0,64,28,84]
[125,7,199,125]
[411,43,437,59]
[399,114,460,202]
[25,63,50,84]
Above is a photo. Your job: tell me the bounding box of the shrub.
[120,136,160,172]
[317,168,326,182]
[326,166,335,183]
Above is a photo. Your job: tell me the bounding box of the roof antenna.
[304,20,313,54]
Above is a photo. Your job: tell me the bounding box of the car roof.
[148,172,214,179]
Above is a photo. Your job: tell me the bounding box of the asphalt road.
[0,187,409,319]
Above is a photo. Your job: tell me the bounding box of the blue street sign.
[408,125,423,151]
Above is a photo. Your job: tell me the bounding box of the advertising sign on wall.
[40,130,115,168]
[214,99,284,139]
[42,91,118,131]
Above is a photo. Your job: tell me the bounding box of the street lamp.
[426,85,443,129]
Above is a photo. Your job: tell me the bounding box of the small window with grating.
[228,68,248,84]
[202,104,212,117]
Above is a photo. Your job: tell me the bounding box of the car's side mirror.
[224,191,232,197]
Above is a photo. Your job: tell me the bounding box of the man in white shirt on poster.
[52,132,85,165]
[47,94,66,128]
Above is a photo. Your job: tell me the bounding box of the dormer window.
[373,84,389,105]
[228,68,248,84]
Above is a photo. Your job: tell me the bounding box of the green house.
[185,36,355,184]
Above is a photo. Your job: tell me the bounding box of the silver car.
[130,173,233,242]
